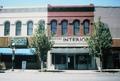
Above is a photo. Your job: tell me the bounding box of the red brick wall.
[48,6,94,37]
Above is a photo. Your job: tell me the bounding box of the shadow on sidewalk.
[96,69,120,73]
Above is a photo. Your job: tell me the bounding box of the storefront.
[0,37,38,69]
[47,37,96,70]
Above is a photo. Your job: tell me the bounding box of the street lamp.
[11,43,15,71]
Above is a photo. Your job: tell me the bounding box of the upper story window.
[83,20,90,35]
[16,21,22,36]
[39,20,45,25]
[73,20,80,35]
[4,21,10,36]
[61,20,68,36]
[38,20,45,31]
[27,21,33,35]
[51,20,57,35]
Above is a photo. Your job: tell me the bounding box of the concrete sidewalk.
[4,69,120,74]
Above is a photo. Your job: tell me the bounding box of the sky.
[0,0,120,7]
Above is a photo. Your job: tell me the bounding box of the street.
[0,70,120,81]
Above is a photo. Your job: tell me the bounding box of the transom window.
[4,21,10,36]
[83,20,89,35]
[51,20,57,35]
[16,21,22,36]
[73,20,80,35]
[61,20,68,36]
[27,21,33,35]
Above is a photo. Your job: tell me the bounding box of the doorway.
[68,56,74,69]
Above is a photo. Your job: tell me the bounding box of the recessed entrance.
[68,56,74,69]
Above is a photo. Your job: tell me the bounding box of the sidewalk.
[4,69,120,74]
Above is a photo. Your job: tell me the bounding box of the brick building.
[47,4,95,70]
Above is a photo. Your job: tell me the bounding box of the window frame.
[16,21,22,36]
[83,20,90,35]
[4,21,10,36]
[61,20,68,36]
[73,20,80,35]
[27,21,33,35]
[51,20,57,35]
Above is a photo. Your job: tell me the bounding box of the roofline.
[95,6,120,8]
[0,5,47,9]
[48,4,94,8]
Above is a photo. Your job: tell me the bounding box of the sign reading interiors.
[52,36,89,47]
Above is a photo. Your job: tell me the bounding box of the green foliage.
[87,17,112,57]
[31,20,53,61]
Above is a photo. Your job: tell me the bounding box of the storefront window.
[113,53,120,69]
[76,55,90,64]
[52,54,66,64]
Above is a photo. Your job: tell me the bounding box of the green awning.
[51,48,89,54]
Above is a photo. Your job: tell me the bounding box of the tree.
[87,17,112,71]
[31,20,53,71]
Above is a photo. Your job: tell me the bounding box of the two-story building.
[0,5,48,69]
[47,4,95,70]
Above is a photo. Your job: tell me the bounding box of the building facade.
[0,5,48,69]
[0,4,120,70]
[95,6,120,69]
[47,4,96,70]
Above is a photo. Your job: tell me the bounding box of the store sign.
[11,37,27,47]
[52,36,89,47]
[63,37,86,42]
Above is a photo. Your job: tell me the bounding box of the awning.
[0,48,35,55]
[51,48,89,54]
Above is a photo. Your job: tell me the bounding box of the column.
[66,55,68,69]
[10,21,15,37]
[21,23,27,36]
[80,23,84,36]
[56,24,61,37]
[67,24,73,36]
[74,55,76,69]
[47,24,51,37]
[47,51,55,70]
[89,23,93,35]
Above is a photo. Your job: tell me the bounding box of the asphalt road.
[0,70,120,81]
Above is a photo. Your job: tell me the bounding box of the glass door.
[68,55,74,69]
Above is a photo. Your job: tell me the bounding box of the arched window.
[38,20,45,31]
[27,21,33,35]
[4,21,10,36]
[16,21,22,36]
[73,20,80,35]
[39,20,45,25]
[51,20,57,34]
[83,20,90,35]
[61,20,68,36]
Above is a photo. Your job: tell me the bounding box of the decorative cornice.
[48,6,94,12]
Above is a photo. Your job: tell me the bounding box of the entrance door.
[68,56,74,69]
